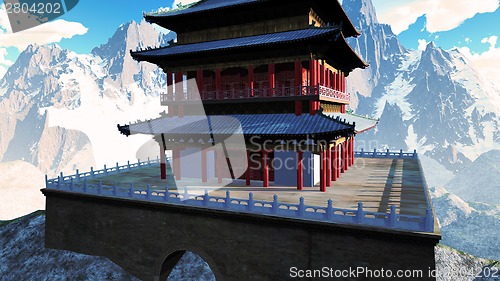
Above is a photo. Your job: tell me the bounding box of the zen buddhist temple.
[118,0,377,191]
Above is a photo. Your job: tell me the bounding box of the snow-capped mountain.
[343,0,500,172]
[0,20,175,176]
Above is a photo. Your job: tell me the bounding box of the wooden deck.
[89,157,430,217]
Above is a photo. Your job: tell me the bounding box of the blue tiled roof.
[131,28,339,59]
[119,113,353,137]
[147,0,260,18]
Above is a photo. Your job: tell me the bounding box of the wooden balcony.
[160,85,350,105]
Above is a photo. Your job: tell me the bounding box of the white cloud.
[458,36,500,89]
[0,4,87,52]
[418,39,428,51]
[376,0,500,34]
[465,37,471,44]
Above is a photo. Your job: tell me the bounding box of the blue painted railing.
[45,159,433,234]
[355,148,418,159]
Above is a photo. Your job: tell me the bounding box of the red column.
[351,137,355,166]
[326,146,331,187]
[297,150,303,190]
[167,72,174,116]
[173,147,181,180]
[175,72,184,117]
[262,150,269,187]
[294,60,302,115]
[248,64,254,97]
[320,149,326,192]
[215,68,221,99]
[268,63,275,96]
[160,145,167,180]
[320,63,324,86]
[332,145,338,182]
[196,69,204,99]
[341,142,347,173]
[201,148,207,183]
[246,150,251,186]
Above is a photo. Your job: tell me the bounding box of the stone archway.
[154,243,223,281]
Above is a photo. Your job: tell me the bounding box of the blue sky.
[1,0,500,84]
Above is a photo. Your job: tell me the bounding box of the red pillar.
[297,150,303,190]
[201,148,207,183]
[320,149,326,192]
[320,63,325,86]
[196,68,204,99]
[160,145,167,180]
[173,147,181,180]
[332,145,338,182]
[246,150,251,186]
[215,68,221,99]
[268,63,275,96]
[326,146,331,187]
[341,141,347,173]
[175,72,184,117]
[294,60,302,115]
[248,64,254,97]
[351,137,355,166]
[262,150,269,187]
[309,60,317,115]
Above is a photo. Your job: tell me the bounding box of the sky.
[0,0,499,85]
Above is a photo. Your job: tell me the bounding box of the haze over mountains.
[0,0,498,273]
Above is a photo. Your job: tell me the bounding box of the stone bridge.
[43,188,440,280]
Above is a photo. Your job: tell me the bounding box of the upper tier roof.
[130,27,368,73]
[145,0,360,38]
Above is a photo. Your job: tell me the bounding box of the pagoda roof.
[118,113,354,140]
[145,0,360,38]
[131,27,368,73]
[324,112,379,134]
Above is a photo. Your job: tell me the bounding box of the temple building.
[118,0,378,191]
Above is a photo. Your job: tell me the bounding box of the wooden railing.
[355,149,418,159]
[160,85,350,104]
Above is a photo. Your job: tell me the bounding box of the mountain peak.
[343,0,378,28]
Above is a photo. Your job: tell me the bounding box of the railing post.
[327,199,333,221]
[90,167,94,178]
[116,162,119,173]
[357,202,364,223]
[298,197,305,217]
[204,189,209,206]
[129,183,134,198]
[389,205,396,227]
[83,179,88,193]
[164,186,169,202]
[400,149,403,158]
[425,208,433,232]
[69,178,74,191]
[104,164,107,175]
[127,160,131,171]
[146,184,151,200]
[183,188,189,201]
[148,157,151,167]
[248,192,254,212]
[113,181,118,196]
[98,180,103,195]
[138,158,141,168]
[386,149,390,157]
[45,175,49,188]
[360,148,364,157]
[225,190,231,209]
[413,149,418,158]
[272,195,279,214]
[373,149,376,158]
[57,176,61,189]
[76,169,80,181]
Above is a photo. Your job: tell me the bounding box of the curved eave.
[326,31,368,74]
[130,28,341,65]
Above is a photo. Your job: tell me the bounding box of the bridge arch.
[154,243,223,281]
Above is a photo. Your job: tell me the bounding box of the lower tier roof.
[118,113,354,141]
